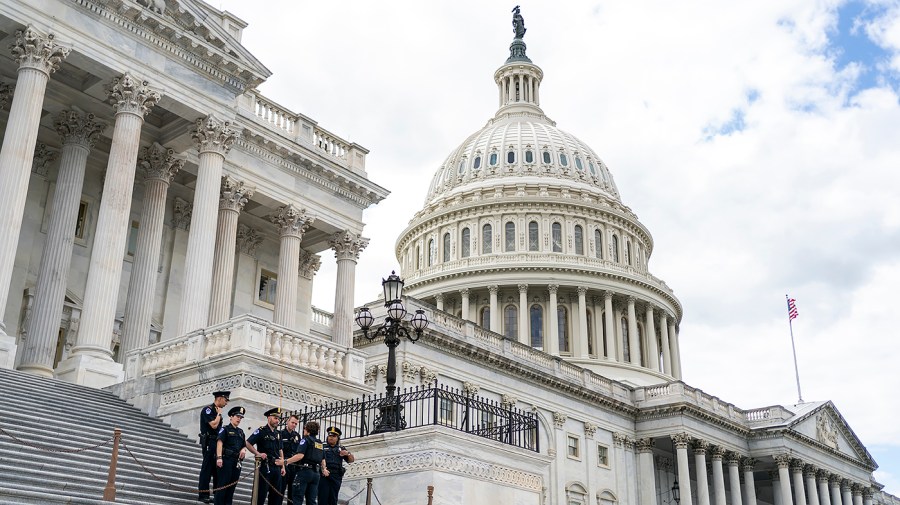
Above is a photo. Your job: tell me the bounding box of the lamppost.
[354,271,428,433]
[672,480,681,505]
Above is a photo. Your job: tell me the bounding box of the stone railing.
[744,405,793,424]
[311,306,334,328]
[632,382,795,427]
[127,314,366,384]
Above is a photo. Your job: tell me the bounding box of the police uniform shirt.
[217,423,246,458]
[247,425,281,460]
[200,404,220,437]
[323,443,349,472]
[295,435,324,466]
[280,428,300,460]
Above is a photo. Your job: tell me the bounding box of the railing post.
[366,477,373,505]
[251,456,261,504]
[103,428,121,501]
[427,485,434,505]
[432,387,439,425]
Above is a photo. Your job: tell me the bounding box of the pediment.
[788,401,875,468]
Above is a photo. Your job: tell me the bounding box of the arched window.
[587,309,594,356]
[482,224,492,254]
[558,306,569,353]
[528,221,539,251]
[574,225,584,255]
[530,304,543,349]
[612,235,620,263]
[595,229,603,259]
[621,316,630,362]
[637,323,645,366]
[552,222,562,252]
[542,151,552,164]
[443,233,451,262]
[473,156,482,170]
[626,241,633,266]
[504,305,517,339]
[505,221,516,252]
[415,246,421,270]
[428,239,435,267]
[480,307,490,329]
[461,228,471,258]
[601,314,608,357]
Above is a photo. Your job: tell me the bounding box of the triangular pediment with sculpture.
[787,401,876,469]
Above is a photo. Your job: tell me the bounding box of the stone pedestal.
[54,352,125,388]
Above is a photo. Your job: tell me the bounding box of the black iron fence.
[281,384,539,452]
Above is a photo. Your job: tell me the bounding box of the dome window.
[461,228,471,258]
[528,221,539,251]
[588,161,597,176]
[443,233,451,262]
[542,151,551,164]
[489,153,499,166]
[551,222,562,252]
[473,156,482,170]
[575,156,584,171]
[574,225,584,255]
[530,304,544,349]
[559,153,569,167]
[482,224,492,254]
[505,221,516,252]
[507,150,516,164]
[525,150,534,163]
[458,159,466,174]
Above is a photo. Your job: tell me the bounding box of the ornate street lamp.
[354,271,428,432]
[672,480,681,505]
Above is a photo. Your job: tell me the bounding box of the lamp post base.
[372,403,406,434]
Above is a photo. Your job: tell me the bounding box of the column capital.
[829,474,843,486]
[298,249,321,280]
[816,470,831,483]
[670,432,692,449]
[693,438,709,455]
[140,142,183,183]
[459,288,470,297]
[518,284,528,294]
[583,421,598,438]
[740,457,756,472]
[710,445,726,460]
[552,411,567,429]
[841,479,852,492]
[270,204,314,239]
[500,394,518,409]
[603,290,614,301]
[635,438,655,453]
[626,296,636,305]
[11,25,70,75]
[862,488,875,499]
[725,452,741,466]
[171,197,192,230]
[851,484,863,495]
[219,175,254,211]
[645,304,656,314]
[107,73,160,117]
[577,286,588,295]
[236,224,263,257]
[193,114,238,155]
[488,285,499,294]
[613,432,628,447]
[790,458,805,472]
[804,464,818,478]
[548,284,559,294]
[330,230,370,261]
[435,293,444,302]
[55,110,106,149]
[31,142,58,177]
[774,453,793,469]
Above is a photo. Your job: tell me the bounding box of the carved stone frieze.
[330,230,369,261]
[816,412,840,450]
[55,110,106,149]
[11,25,70,74]
[269,204,313,239]
[298,249,321,280]
[107,73,160,117]
[193,114,238,155]
[140,142,183,183]
[236,224,262,257]
[172,197,193,230]
[30,143,58,177]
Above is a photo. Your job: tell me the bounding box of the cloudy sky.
[214,0,900,492]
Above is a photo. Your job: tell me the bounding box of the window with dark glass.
[601,316,608,357]
[525,150,534,163]
[428,239,435,266]
[575,156,584,171]
[542,151,551,164]
[530,304,543,348]
[589,161,597,176]
[473,156,482,169]
[461,228,471,258]
[637,324,645,366]
[595,229,603,259]
[612,235,620,263]
[574,225,584,255]
[558,306,569,353]
[587,310,594,356]
[258,269,278,305]
[559,153,569,166]
[458,159,466,174]
[443,233,451,262]
[75,200,89,240]
[621,317,630,362]
[480,307,490,329]
[552,222,562,252]
[507,150,516,164]
[505,221,515,252]
[482,224,492,254]
[528,221,539,251]
[416,246,421,269]
[626,241,632,265]
[489,153,498,166]
[504,305,517,339]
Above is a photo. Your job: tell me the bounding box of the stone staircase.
[0,368,254,504]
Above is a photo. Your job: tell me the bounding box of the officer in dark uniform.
[246,407,285,505]
[215,406,247,505]
[198,391,229,503]
[284,421,325,505]
[318,427,355,505]
[276,414,301,503]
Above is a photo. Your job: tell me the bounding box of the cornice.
[758,428,877,472]
[636,402,752,437]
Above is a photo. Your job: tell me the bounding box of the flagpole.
[786,294,803,404]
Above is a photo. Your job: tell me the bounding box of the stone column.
[435,293,444,311]
[851,485,863,505]
[671,434,693,505]
[176,115,237,336]
[603,291,616,361]
[775,454,795,505]
[331,231,368,346]
[121,143,183,359]
[208,176,253,325]
[636,438,656,505]
[56,74,159,387]
[805,466,820,505]
[645,304,659,371]
[518,284,528,345]
[773,471,785,505]
[0,27,69,350]
[660,312,672,374]
[742,458,758,505]
[547,284,559,355]
[726,453,743,505]
[711,446,727,505]
[270,205,313,328]
[577,286,588,357]
[669,320,682,378]
[792,460,808,505]
[488,285,499,332]
[829,477,843,505]
[627,297,640,365]
[460,288,470,322]
[18,111,104,376]
[695,440,711,505]
[160,199,192,341]
[817,472,832,505]
[862,489,874,505]
[841,481,853,505]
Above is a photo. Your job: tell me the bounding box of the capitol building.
[0,1,896,505]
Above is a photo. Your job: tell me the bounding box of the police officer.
[215,406,247,505]
[318,427,355,505]
[275,414,300,503]
[246,407,285,505]
[284,421,325,505]
[198,391,229,503]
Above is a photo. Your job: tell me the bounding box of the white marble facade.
[0,2,896,505]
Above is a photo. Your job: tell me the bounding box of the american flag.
[787,297,799,321]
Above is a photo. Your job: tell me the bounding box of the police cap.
[212,391,231,400]
[228,406,245,417]
[326,426,342,437]
[264,407,282,418]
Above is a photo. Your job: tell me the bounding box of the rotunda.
[396,25,683,386]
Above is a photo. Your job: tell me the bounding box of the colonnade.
[0,25,368,383]
[431,283,682,378]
